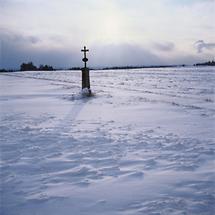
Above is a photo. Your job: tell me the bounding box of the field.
[0,67,214,214]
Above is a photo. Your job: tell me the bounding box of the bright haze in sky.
[0,0,215,69]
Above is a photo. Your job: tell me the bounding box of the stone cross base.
[82,67,91,95]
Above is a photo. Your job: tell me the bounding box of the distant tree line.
[68,67,82,70]
[20,62,54,71]
[194,61,215,66]
[0,69,16,73]
[1,60,214,73]
[101,65,183,70]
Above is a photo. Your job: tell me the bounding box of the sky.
[0,0,215,69]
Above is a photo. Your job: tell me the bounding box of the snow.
[0,67,214,215]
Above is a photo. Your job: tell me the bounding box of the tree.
[39,64,54,71]
[20,62,54,71]
[20,62,37,71]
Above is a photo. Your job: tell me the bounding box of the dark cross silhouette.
[81,46,89,68]
[81,46,91,95]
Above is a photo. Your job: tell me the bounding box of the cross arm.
[81,46,89,52]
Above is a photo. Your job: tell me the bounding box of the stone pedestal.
[82,67,90,89]
[82,67,91,95]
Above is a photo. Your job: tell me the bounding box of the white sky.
[1,0,215,68]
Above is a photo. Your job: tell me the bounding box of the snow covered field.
[0,67,214,215]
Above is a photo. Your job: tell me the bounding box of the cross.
[81,46,89,68]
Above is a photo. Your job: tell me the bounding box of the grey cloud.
[90,44,163,67]
[194,40,215,53]
[0,30,165,69]
[153,42,175,52]
[0,29,211,69]
[0,29,41,45]
[0,0,30,7]
[0,0,12,7]
[0,30,80,69]
[28,36,40,44]
[1,42,80,69]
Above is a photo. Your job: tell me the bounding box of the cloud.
[194,40,215,53]
[167,0,215,6]
[153,42,175,52]
[0,29,41,45]
[0,29,80,69]
[0,29,213,69]
[0,29,164,68]
[0,30,164,68]
[90,43,164,67]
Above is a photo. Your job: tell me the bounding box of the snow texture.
[0,67,215,215]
